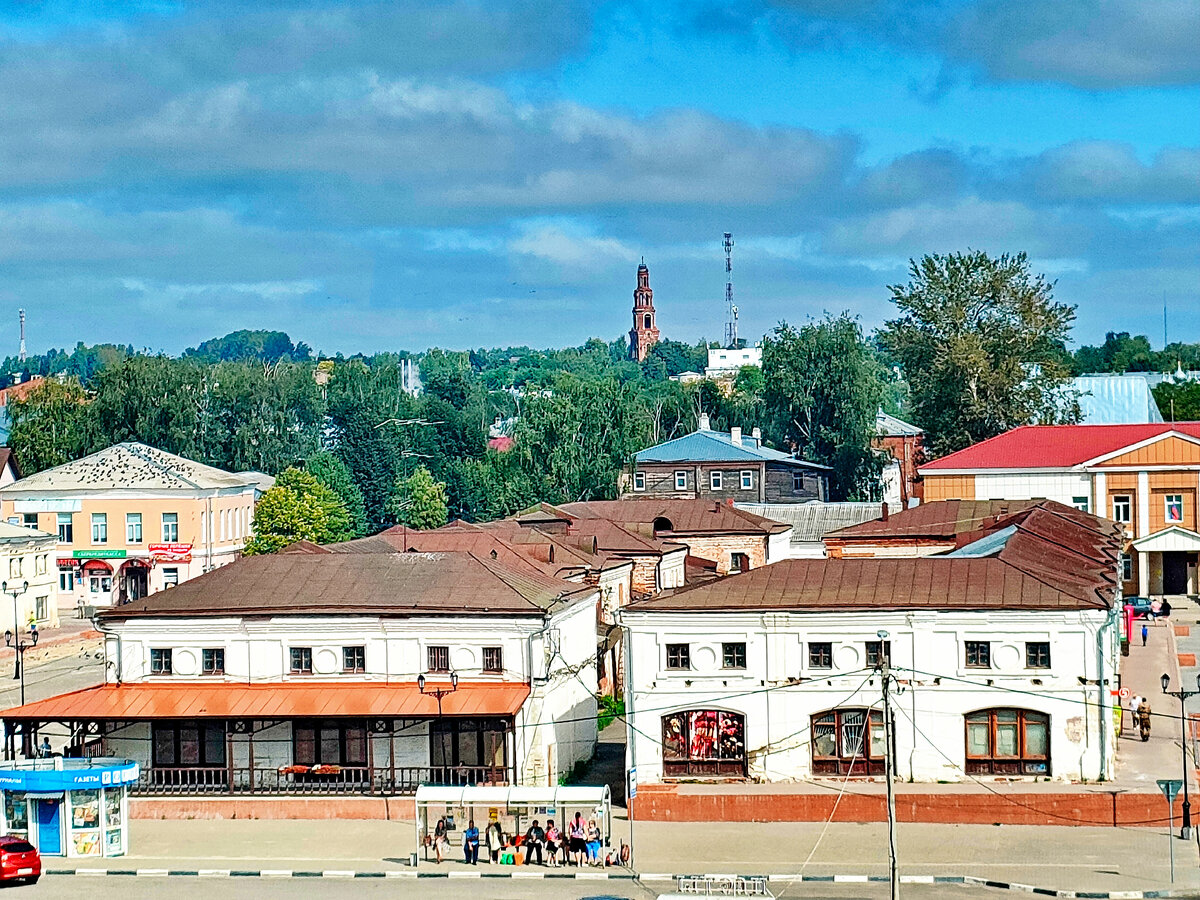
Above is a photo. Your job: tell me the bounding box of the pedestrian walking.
[1142,623,1149,646]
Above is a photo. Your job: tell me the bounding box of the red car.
[0,835,41,885]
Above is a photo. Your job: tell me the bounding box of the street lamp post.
[1160,672,1200,839]
[2,580,37,706]
[419,671,459,783]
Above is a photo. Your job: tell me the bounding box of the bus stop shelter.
[414,784,611,863]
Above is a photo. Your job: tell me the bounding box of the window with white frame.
[1071,496,1089,512]
[22,513,37,529]
[57,513,73,543]
[1165,494,1184,524]
[91,513,108,544]
[162,567,179,588]
[740,470,753,490]
[35,554,46,575]
[792,471,805,493]
[1120,553,1133,582]
[126,512,142,543]
[710,470,723,490]
[8,557,20,578]
[1111,495,1131,524]
[633,472,646,492]
[35,595,48,621]
[674,471,687,490]
[162,512,179,543]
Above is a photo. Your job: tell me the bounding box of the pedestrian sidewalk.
[50,816,1200,893]
[0,602,100,663]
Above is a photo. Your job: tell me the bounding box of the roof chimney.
[697,413,710,431]
[730,426,742,445]
[881,501,889,522]
[751,426,761,446]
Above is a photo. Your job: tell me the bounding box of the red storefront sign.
[149,543,193,563]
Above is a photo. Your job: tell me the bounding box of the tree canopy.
[243,468,353,554]
[879,251,1079,458]
[388,465,450,530]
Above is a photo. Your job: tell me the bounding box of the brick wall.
[677,534,769,575]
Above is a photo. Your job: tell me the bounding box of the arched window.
[652,516,673,534]
[661,710,746,777]
[964,709,1050,775]
[811,708,885,775]
[644,313,652,329]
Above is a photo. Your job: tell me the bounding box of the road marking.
[260,870,292,877]
[76,869,107,877]
[135,869,169,877]
[321,870,356,878]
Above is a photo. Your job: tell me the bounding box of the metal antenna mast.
[17,309,25,363]
[723,233,738,349]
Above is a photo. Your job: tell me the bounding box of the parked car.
[0,835,40,885]
[1125,596,1154,618]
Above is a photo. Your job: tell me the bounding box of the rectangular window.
[343,645,366,673]
[35,595,48,621]
[666,643,691,670]
[808,641,833,669]
[1112,495,1131,524]
[162,512,179,543]
[152,723,226,768]
[162,567,179,588]
[866,640,891,668]
[202,648,225,675]
[730,552,750,574]
[722,642,747,669]
[482,646,503,673]
[289,647,313,674]
[126,512,142,543]
[150,648,172,676]
[91,513,108,544]
[740,470,753,490]
[8,557,20,578]
[21,513,37,529]
[1071,496,1090,512]
[674,471,687,490]
[1026,642,1051,669]
[792,472,804,493]
[633,471,646,492]
[1120,553,1133,582]
[1166,494,1184,524]
[5,517,16,526]
[35,554,46,575]
[89,575,112,594]
[57,513,73,543]
[965,640,991,668]
[59,570,74,592]
[710,470,722,490]
[427,645,450,673]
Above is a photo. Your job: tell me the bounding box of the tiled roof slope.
[636,429,830,468]
[920,424,1200,471]
[630,500,1121,613]
[99,550,592,620]
[0,441,262,493]
[826,499,1041,540]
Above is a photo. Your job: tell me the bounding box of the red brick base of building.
[131,796,416,820]
[630,783,1183,828]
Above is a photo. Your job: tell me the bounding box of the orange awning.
[0,681,531,721]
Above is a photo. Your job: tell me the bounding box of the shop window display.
[71,789,101,856]
[661,710,746,777]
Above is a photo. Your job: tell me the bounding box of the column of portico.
[1137,471,1151,596]
[1093,471,1106,519]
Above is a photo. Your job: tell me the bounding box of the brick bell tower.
[629,258,660,361]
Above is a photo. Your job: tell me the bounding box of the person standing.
[463,819,480,865]
[486,820,504,863]
[569,812,587,866]
[1142,623,1149,646]
[544,820,561,867]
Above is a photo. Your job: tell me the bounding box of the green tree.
[6,379,93,473]
[388,465,449,530]
[305,451,369,537]
[879,251,1079,458]
[1153,381,1200,422]
[244,468,353,554]
[762,314,884,500]
[1073,332,1155,374]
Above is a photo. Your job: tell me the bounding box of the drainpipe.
[93,614,122,685]
[1096,602,1119,781]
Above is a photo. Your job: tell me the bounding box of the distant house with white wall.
[704,347,761,379]
[0,523,58,630]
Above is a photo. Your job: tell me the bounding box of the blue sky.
[0,0,1196,356]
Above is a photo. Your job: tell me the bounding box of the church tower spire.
[629,258,660,361]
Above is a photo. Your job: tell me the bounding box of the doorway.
[1163,552,1190,595]
[123,565,148,602]
[33,798,63,856]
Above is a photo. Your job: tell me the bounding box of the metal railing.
[676,875,774,897]
[133,764,509,796]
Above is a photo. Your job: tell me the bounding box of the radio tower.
[722,233,738,349]
[18,309,26,363]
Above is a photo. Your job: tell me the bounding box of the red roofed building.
[920,424,1200,598]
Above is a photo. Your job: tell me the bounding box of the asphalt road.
[19,875,998,900]
[0,644,104,708]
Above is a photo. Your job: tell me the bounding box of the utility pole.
[878,629,899,900]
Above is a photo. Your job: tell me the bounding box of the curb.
[42,869,1200,895]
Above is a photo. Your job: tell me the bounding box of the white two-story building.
[1,549,599,793]
[621,502,1123,784]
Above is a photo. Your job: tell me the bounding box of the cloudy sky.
[1,0,1197,356]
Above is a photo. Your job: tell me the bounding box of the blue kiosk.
[0,758,138,857]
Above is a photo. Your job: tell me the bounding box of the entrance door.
[125,567,149,601]
[1164,552,1189,595]
[35,798,62,856]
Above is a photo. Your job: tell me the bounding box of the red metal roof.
[920,424,1200,471]
[0,681,530,721]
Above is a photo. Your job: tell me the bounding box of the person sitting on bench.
[523,819,545,865]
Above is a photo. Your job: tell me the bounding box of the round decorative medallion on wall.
[994,643,1022,672]
[693,645,718,671]
[314,647,339,675]
[454,648,476,672]
[835,645,860,671]
[173,649,197,676]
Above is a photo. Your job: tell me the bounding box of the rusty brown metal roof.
[560,499,791,536]
[99,550,593,620]
[826,499,1042,540]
